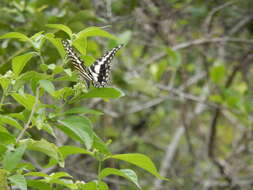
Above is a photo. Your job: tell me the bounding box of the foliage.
[0,23,167,189]
[0,0,253,190]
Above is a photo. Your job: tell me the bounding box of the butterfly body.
[62,40,123,88]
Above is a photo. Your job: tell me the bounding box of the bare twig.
[126,96,169,114]
[229,13,253,35]
[153,127,185,190]
[203,1,238,33]
[144,37,253,66]
[156,84,218,109]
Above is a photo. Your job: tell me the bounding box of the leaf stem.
[97,160,102,187]
[0,92,5,110]
[16,87,40,142]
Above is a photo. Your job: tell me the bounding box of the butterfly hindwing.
[62,39,123,88]
[62,40,93,82]
[88,44,123,87]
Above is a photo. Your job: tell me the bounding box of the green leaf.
[223,89,241,109]
[76,27,117,41]
[50,172,72,179]
[82,55,96,67]
[0,77,10,92]
[15,71,50,91]
[0,32,30,42]
[8,174,27,190]
[166,47,181,67]
[59,145,92,158]
[30,31,45,50]
[0,132,15,145]
[83,181,109,190]
[25,172,49,178]
[63,107,103,115]
[0,169,9,190]
[77,87,124,100]
[12,52,35,76]
[0,115,23,130]
[81,181,96,190]
[0,145,7,156]
[39,80,55,96]
[58,116,93,150]
[46,24,72,38]
[53,87,74,100]
[109,153,166,180]
[73,37,87,55]
[97,181,109,190]
[27,180,51,190]
[45,178,73,188]
[22,139,64,167]
[45,33,65,58]
[210,64,226,84]
[3,144,27,171]
[99,168,140,188]
[93,134,111,155]
[11,93,37,110]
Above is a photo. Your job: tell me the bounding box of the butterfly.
[62,40,123,88]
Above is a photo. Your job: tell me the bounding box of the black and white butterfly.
[62,40,123,88]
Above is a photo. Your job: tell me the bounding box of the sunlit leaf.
[59,145,92,159]
[8,174,27,190]
[11,93,37,111]
[58,116,94,150]
[77,87,124,100]
[39,80,55,96]
[46,24,72,38]
[76,26,117,40]
[210,64,226,84]
[12,52,35,76]
[22,139,64,167]
[109,153,167,180]
[0,132,15,145]
[99,168,140,188]
[73,37,87,55]
[45,33,65,58]
[0,115,23,130]
[63,107,103,115]
[0,169,9,190]
[0,32,30,42]
[27,180,51,190]
[3,144,27,171]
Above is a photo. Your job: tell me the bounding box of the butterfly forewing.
[62,40,93,81]
[62,39,123,88]
[88,44,123,87]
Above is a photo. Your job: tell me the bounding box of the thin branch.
[156,84,218,109]
[126,96,169,114]
[229,13,253,35]
[173,37,253,50]
[203,1,238,33]
[153,127,185,190]
[16,87,40,142]
[206,52,253,189]
[145,37,253,66]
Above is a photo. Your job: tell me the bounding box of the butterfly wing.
[62,40,93,83]
[62,40,123,88]
[88,44,123,87]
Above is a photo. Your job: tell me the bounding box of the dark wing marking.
[62,40,93,81]
[62,39,123,88]
[88,44,123,87]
